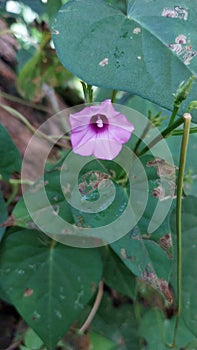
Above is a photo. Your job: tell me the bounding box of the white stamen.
[96,116,104,128]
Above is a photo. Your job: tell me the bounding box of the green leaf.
[13,168,74,228]
[108,155,174,300]
[0,228,102,350]
[19,0,45,15]
[24,328,43,349]
[102,247,136,299]
[17,40,72,102]
[0,124,21,180]
[45,0,62,19]
[52,0,197,119]
[170,196,197,336]
[110,228,173,302]
[139,309,197,349]
[0,190,8,241]
[91,292,139,349]
[89,331,117,350]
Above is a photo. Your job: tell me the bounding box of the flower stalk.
[171,113,192,347]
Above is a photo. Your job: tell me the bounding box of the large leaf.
[170,196,197,336]
[110,228,173,302]
[0,228,102,350]
[52,0,197,119]
[0,124,21,180]
[108,154,174,301]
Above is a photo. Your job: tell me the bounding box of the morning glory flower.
[69,99,134,160]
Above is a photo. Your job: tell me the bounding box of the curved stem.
[171,113,192,348]
[79,281,104,333]
[0,104,68,148]
[0,91,50,113]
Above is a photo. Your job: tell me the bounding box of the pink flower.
[69,100,134,160]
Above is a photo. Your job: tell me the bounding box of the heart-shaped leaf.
[0,228,102,350]
[52,0,197,119]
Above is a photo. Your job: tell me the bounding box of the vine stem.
[170,113,192,348]
[79,281,104,333]
[138,116,184,157]
[0,104,69,147]
[168,105,180,127]
[172,126,197,136]
[0,175,34,186]
[0,91,50,113]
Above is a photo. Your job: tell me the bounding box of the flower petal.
[72,129,122,160]
[69,100,135,160]
[93,135,122,160]
[71,125,95,150]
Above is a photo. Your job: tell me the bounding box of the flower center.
[96,116,104,128]
[90,114,108,132]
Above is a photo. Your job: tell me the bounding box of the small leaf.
[89,331,117,350]
[17,36,72,102]
[0,124,21,180]
[24,328,43,349]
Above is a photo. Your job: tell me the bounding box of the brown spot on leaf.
[158,279,173,303]
[24,288,34,297]
[158,233,173,259]
[79,171,110,195]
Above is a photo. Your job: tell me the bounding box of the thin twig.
[79,281,104,333]
[0,104,69,148]
[0,90,50,113]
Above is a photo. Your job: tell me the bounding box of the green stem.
[111,90,118,103]
[171,113,192,348]
[134,121,151,154]
[87,85,93,103]
[138,116,184,157]
[168,105,180,127]
[0,174,34,186]
[0,104,67,148]
[172,127,197,136]
[6,183,19,207]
